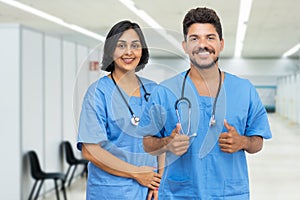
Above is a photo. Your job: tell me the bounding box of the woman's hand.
[147,189,158,200]
[132,166,161,189]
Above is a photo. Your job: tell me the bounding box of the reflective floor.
[43,113,300,200]
[248,113,300,200]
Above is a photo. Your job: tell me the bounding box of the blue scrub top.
[77,75,157,200]
[139,71,272,199]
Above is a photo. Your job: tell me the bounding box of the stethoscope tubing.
[111,72,150,126]
[175,68,222,132]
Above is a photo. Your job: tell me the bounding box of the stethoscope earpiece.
[189,133,197,138]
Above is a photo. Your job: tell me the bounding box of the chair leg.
[85,163,88,179]
[34,180,44,200]
[80,163,88,178]
[68,165,77,187]
[54,179,60,200]
[28,180,38,200]
[64,165,72,186]
[61,180,67,200]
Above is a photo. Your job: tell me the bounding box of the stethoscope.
[111,73,150,126]
[175,68,222,136]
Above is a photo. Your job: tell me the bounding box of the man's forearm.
[243,135,263,154]
[143,136,172,155]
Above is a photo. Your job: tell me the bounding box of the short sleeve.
[77,82,108,150]
[245,85,272,139]
[139,85,168,138]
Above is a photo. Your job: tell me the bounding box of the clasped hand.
[133,166,161,190]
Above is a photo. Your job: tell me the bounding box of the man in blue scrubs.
[140,7,272,199]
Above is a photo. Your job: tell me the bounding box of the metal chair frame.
[27,151,67,200]
[62,141,88,187]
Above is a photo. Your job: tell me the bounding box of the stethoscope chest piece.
[111,73,149,127]
[131,116,140,126]
[177,68,222,130]
[209,115,216,127]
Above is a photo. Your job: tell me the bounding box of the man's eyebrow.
[188,34,198,38]
[188,33,217,38]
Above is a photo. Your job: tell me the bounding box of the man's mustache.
[192,47,215,55]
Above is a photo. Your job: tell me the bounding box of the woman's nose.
[124,46,133,55]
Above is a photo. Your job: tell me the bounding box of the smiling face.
[182,23,224,70]
[112,29,142,73]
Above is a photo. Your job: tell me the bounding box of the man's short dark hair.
[183,7,223,41]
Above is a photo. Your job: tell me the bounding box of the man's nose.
[198,38,208,48]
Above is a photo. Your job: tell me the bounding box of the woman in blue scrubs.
[140,7,272,199]
[77,20,161,200]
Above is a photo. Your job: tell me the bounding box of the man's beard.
[190,56,219,69]
[190,47,219,69]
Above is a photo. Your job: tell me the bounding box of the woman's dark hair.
[183,7,223,41]
[101,20,149,72]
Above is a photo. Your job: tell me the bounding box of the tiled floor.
[248,113,300,200]
[43,113,300,200]
[42,176,86,200]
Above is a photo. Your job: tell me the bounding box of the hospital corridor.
[1,0,300,200]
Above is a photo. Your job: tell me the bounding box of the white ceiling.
[0,0,300,58]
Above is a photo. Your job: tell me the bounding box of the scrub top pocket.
[160,153,199,199]
[87,183,146,200]
[204,153,249,198]
[164,178,195,198]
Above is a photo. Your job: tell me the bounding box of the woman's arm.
[82,143,161,189]
[147,153,165,200]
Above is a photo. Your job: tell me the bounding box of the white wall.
[139,57,189,83]
[0,24,21,199]
[44,35,63,191]
[74,45,89,133]
[87,45,105,84]
[62,40,76,143]
[297,73,300,124]
[276,72,300,124]
[0,24,90,200]
[21,28,44,198]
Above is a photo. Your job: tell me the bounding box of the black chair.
[62,141,88,187]
[27,151,67,200]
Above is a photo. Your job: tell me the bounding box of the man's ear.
[182,40,188,53]
[220,38,225,52]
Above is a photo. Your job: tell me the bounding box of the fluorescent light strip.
[282,43,300,58]
[234,0,253,57]
[118,0,183,52]
[0,0,105,42]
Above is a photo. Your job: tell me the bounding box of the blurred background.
[0,0,299,199]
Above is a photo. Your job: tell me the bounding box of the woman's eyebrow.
[117,39,140,43]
